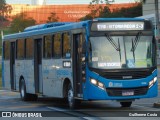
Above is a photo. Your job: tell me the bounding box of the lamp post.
[153,0,160,109]
[155,0,160,39]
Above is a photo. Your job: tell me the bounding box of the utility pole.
[155,0,160,39]
[153,0,160,109]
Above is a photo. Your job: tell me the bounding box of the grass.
[0,64,2,89]
[0,78,1,89]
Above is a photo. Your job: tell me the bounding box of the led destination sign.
[91,22,144,31]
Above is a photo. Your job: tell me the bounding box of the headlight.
[90,79,97,85]
[153,77,157,83]
[90,78,105,90]
[149,77,157,88]
[98,82,104,88]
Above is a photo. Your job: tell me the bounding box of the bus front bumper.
[84,81,158,100]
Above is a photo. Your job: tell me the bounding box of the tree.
[47,12,59,23]
[0,0,12,27]
[80,0,111,21]
[80,2,142,21]
[10,13,36,33]
[90,0,111,18]
[105,3,142,18]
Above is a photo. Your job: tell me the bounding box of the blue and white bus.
[2,18,158,108]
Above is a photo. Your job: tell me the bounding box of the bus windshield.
[88,33,155,69]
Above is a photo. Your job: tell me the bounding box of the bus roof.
[3,18,146,41]
[24,22,73,32]
[3,21,89,40]
[93,18,145,21]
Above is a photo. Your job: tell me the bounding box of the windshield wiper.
[105,33,120,51]
[105,33,121,61]
[131,32,142,52]
[132,38,135,62]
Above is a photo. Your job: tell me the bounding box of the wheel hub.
[21,85,25,98]
[68,89,73,106]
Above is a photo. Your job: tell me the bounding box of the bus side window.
[26,38,33,59]
[17,39,24,59]
[53,33,61,58]
[4,41,10,60]
[62,32,71,58]
[43,35,52,59]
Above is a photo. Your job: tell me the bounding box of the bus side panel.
[3,61,11,89]
[15,60,26,91]
[42,59,57,97]
[42,59,72,98]
[56,59,73,98]
[24,60,35,94]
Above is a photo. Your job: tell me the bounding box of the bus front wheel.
[120,102,132,107]
[67,83,80,109]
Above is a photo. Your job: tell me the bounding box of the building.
[143,0,157,16]
[142,0,160,38]
[142,0,160,39]
[9,3,138,24]
[6,0,136,5]
[142,0,160,65]
[142,0,160,26]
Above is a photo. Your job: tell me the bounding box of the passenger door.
[10,42,16,90]
[73,33,85,97]
[34,39,43,93]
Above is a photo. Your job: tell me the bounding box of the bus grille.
[89,67,155,80]
[102,71,152,79]
[106,86,148,97]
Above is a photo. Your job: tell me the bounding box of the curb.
[153,102,160,108]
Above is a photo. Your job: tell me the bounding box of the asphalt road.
[0,90,160,120]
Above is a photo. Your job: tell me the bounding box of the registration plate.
[122,90,134,96]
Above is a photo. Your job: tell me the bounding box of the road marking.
[47,106,67,112]
[47,106,101,120]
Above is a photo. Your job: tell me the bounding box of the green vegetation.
[0,64,2,88]
[80,2,142,21]
[47,12,59,23]
[10,13,36,33]
[0,0,12,56]
[0,0,12,28]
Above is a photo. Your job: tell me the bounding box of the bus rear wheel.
[20,79,38,101]
[67,83,80,109]
[20,79,29,101]
[120,102,132,107]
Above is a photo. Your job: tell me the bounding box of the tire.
[20,79,29,101]
[29,94,38,101]
[120,102,132,107]
[67,83,80,109]
[20,79,38,101]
